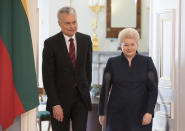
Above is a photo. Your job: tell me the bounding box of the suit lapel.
[75,33,81,70]
[58,32,74,70]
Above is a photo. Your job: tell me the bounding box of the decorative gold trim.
[89,0,105,50]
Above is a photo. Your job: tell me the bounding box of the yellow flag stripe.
[21,0,28,17]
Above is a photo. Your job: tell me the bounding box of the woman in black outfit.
[98,28,158,131]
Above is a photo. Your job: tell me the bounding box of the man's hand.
[99,115,106,126]
[52,105,63,122]
[142,113,152,126]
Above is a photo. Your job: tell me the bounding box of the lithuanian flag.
[0,0,39,129]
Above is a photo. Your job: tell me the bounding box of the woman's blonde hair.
[118,28,140,43]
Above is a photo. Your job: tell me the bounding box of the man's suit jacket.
[42,32,92,114]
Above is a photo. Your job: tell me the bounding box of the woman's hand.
[142,113,152,125]
[99,115,106,126]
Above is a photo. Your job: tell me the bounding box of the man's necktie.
[69,38,76,69]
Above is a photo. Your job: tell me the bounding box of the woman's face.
[121,38,138,58]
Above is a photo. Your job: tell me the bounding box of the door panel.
[149,0,179,130]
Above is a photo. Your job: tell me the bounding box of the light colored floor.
[37,121,52,131]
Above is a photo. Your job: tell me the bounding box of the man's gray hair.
[118,28,140,43]
[57,7,76,21]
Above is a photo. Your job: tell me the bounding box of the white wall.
[40,0,149,52]
[177,0,185,130]
[38,0,49,87]
[139,0,149,52]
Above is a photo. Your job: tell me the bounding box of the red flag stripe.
[0,37,25,129]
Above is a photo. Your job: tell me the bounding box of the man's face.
[58,12,78,37]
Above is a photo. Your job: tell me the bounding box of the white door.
[149,0,181,130]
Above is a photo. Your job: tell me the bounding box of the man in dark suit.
[42,6,92,131]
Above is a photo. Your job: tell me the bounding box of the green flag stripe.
[0,0,39,111]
